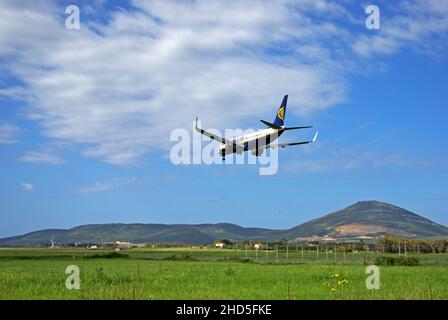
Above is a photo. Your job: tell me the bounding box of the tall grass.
[0,251,448,299]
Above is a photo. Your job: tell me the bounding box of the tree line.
[213,235,448,254]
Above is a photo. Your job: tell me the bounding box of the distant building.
[49,240,60,248]
[113,241,145,250]
[213,239,233,248]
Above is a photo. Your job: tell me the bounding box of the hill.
[0,223,283,246]
[283,200,448,241]
[1,201,447,245]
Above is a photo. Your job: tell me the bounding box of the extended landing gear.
[251,147,264,157]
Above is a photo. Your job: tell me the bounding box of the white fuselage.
[219,127,284,156]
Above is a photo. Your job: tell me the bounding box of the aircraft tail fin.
[273,95,287,127]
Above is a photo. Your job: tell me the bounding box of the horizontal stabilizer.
[261,120,313,131]
[260,120,282,129]
[283,125,313,131]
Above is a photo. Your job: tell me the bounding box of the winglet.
[312,131,319,142]
[195,116,199,129]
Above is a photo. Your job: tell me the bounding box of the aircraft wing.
[267,131,319,149]
[195,117,233,145]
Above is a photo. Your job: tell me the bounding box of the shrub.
[162,254,195,261]
[373,255,419,266]
[87,252,129,259]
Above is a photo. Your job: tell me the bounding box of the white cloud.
[74,177,143,193]
[0,0,446,165]
[0,124,21,144]
[352,0,448,58]
[19,151,65,165]
[19,183,34,191]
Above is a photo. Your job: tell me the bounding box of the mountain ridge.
[1,200,448,245]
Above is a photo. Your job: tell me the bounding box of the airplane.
[195,95,318,160]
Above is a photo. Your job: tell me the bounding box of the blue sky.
[0,0,447,237]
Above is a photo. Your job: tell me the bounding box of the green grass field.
[0,248,447,299]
